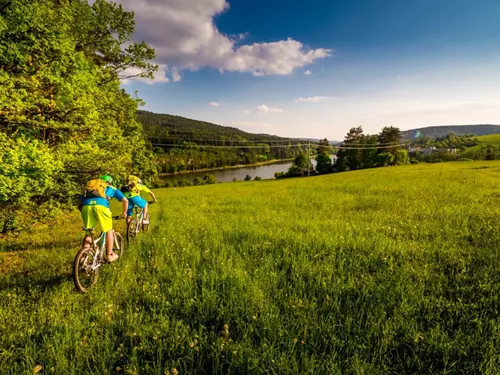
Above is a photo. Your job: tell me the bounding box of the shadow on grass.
[0,238,81,253]
[0,272,73,292]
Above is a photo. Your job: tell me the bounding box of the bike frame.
[132,206,145,234]
[84,229,113,271]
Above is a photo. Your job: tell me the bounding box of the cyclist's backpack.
[120,184,133,193]
[126,177,139,194]
[84,179,107,199]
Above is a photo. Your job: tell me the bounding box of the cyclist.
[121,175,156,225]
[79,175,128,262]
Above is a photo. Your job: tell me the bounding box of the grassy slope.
[467,134,500,151]
[2,162,500,374]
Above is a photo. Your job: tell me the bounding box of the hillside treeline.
[0,0,157,232]
[138,111,304,173]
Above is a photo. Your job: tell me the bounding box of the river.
[160,157,335,184]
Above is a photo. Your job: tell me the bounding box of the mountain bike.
[73,217,124,293]
[127,201,155,242]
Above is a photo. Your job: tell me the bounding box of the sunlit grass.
[2,162,500,374]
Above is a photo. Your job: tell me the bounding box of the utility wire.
[148,136,307,144]
[151,142,410,150]
[149,136,410,147]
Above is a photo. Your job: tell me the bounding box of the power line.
[340,140,411,146]
[148,136,306,144]
[151,142,410,150]
[151,143,307,149]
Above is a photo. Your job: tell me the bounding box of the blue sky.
[119,0,500,140]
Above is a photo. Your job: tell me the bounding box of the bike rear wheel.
[127,219,138,243]
[73,247,100,293]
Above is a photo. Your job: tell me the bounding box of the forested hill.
[401,125,500,139]
[138,110,308,174]
[138,110,292,144]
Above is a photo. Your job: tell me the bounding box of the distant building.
[419,147,436,156]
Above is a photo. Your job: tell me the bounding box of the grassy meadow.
[2,161,500,374]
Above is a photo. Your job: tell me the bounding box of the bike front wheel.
[127,219,138,243]
[73,247,100,293]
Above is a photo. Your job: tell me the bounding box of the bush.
[244,175,252,181]
[177,179,192,187]
[203,174,217,184]
[232,177,238,182]
[254,176,262,181]
[409,157,419,164]
[193,177,205,186]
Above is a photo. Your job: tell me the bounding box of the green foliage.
[394,149,409,165]
[336,126,364,171]
[203,174,217,185]
[315,139,334,174]
[0,0,158,230]
[378,126,402,156]
[193,177,205,186]
[292,152,309,169]
[376,152,395,167]
[244,174,252,181]
[254,176,262,181]
[3,162,500,373]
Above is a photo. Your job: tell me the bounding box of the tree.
[0,0,158,230]
[378,126,402,157]
[336,126,364,171]
[293,152,310,169]
[361,135,379,168]
[315,139,333,174]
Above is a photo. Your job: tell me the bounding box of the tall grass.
[2,162,500,374]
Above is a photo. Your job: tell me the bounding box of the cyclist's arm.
[111,187,128,218]
[149,190,157,203]
[121,197,129,218]
[138,184,156,203]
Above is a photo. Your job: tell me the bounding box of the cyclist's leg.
[94,206,115,258]
[81,205,97,248]
[129,196,147,222]
[126,198,136,224]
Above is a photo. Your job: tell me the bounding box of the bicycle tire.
[114,231,125,257]
[73,247,99,293]
[127,219,138,243]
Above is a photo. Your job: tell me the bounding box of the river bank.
[158,158,294,177]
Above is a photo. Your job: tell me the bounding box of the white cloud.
[209,101,220,107]
[172,67,182,82]
[243,109,252,114]
[233,121,275,133]
[304,70,312,76]
[121,64,170,84]
[257,104,283,113]
[116,0,331,82]
[294,96,334,103]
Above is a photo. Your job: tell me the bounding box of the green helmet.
[100,175,114,185]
